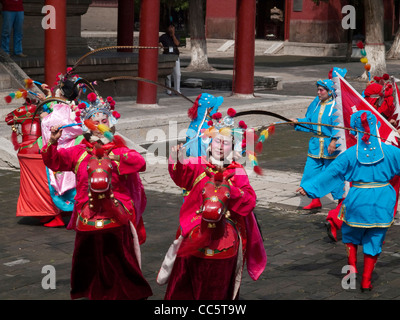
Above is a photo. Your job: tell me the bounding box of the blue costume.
[295,79,345,207]
[301,110,400,291]
[185,93,223,157]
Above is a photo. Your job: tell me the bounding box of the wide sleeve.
[40,141,77,172]
[168,156,203,191]
[227,168,257,216]
[294,97,320,133]
[114,148,146,175]
[301,152,349,199]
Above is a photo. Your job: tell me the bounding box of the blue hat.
[329,67,347,79]
[350,110,384,164]
[185,93,223,157]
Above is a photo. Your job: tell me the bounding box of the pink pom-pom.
[75,116,81,122]
[112,111,121,119]
[107,96,114,103]
[78,103,86,109]
[87,92,97,102]
[75,111,81,117]
[227,108,236,117]
[66,67,73,73]
[207,120,214,126]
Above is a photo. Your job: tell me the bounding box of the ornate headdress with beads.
[76,92,120,130]
[203,107,269,174]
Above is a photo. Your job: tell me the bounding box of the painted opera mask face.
[211,133,233,162]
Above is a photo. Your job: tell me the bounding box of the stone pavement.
[2,45,400,300]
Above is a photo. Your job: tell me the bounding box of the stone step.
[0,72,12,90]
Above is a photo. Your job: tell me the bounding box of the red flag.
[332,75,400,153]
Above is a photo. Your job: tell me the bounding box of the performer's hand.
[49,125,63,144]
[328,139,337,154]
[171,143,185,163]
[289,118,298,126]
[296,187,307,196]
[41,83,51,97]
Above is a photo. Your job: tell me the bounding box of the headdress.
[203,107,270,174]
[76,91,120,137]
[316,79,336,97]
[328,67,347,79]
[350,110,384,164]
[185,93,223,157]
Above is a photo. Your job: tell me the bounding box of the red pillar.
[233,0,256,96]
[117,0,134,52]
[136,0,160,105]
[44,0,66,86]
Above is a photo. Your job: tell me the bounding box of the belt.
[77,214,122,231]
[352,181,390,188]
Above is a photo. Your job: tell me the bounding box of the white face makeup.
[211,133,233,161]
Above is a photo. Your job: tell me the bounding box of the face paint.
[211,133,233,160]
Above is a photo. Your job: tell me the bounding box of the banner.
[332,74,400,153]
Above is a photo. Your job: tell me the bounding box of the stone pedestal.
[0,0,92,57]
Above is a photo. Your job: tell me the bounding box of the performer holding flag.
[297,110,400,292]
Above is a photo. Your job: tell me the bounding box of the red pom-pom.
[66,67,73,73]
[75,116,81,122]
[107,96,114,103]
[356,41,364,49]
[227,108,236,117]
[238,120,247,129]
[253,165,263,175]
[87,92,97,102]
[207,120,214,126]
[212,112,222,120]
[75,111,81,117]
[241,141,246,149]
[4,95,12,103]
[78,103,86,109]
[383,74,390,80]
[255,141,263,153]
[268,125,276,135]
[112,111,121,119]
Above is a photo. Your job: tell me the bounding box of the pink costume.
[40,103,83,196]
[41,140,152,300]
[158,156,266,300]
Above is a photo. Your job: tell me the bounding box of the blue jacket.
[295,96,339,159]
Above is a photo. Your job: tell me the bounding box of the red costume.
[158,154,266,300]
[41,139,152,299]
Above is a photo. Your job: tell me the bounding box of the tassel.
[84,119,97,131]
[11,130,19,151]
[4,95,12,103]
[97,123,110,134]
[253,165,263,175]
[113,135,127,147]
[268,125,276,135]
[255,141,263,153]
[24,79,34,89]
[94,144,105,158]
[103,131,114,141]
